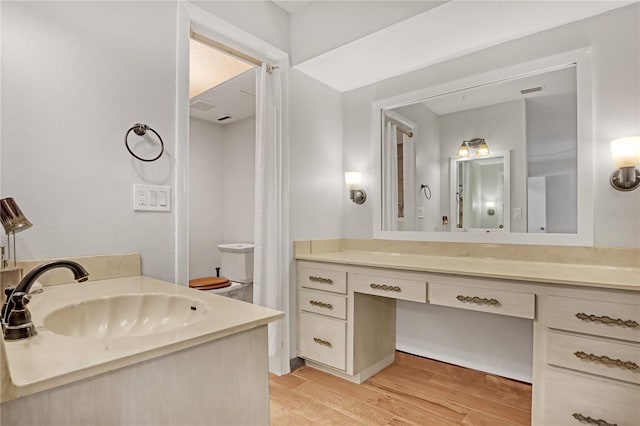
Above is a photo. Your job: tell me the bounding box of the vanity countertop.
[296,250,640,291]
[1,276,283,401]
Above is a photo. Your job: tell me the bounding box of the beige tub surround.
[294,239,640,290]
[294,239,639,425]
[1,275,283,402]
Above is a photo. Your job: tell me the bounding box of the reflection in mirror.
[381,65,577,234]
[451,153,510,232]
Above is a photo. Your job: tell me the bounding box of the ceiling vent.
[520,86,543,95]
[217,115,232,122]
[190,100,216,111]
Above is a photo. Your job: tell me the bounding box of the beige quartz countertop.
[296,250,640,291]
[1,276,283,400]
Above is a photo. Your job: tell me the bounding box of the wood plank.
[293,381,395,425]
[270,399,315,426]
[270,382,360,425]
[269,372,305,390]
[428,373,531,411]
[463,410,521,426]
[448,390,531,425]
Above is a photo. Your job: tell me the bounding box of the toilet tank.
[217,243,254,283]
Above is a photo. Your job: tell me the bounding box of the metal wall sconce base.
[610,167,640,191]
[350,189,367,205]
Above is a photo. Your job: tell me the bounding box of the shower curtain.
[382,121,399,231]
[253,63,288,374]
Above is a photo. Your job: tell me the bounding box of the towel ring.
[124,123,164,162]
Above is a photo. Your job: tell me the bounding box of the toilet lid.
[189,277,231,290]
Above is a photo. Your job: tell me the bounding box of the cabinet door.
[299,312,346,371]
[349,272,427,303]
[543,367,640,426]
[299,289,347,320]
[429,282,535,319]
[297,264,347,294]
[546,296,640,342]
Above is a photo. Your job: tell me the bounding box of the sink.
[43,293,210,338]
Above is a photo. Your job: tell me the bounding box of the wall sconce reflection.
[345,171,367,205]
[610,136,640,191]
[486,201,495,216]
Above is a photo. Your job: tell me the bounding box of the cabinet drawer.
[349,273,426,303]
[298,312,346,371]
[543,367,640,426]
[299,289,347,320]
[297,265,346,294]
[547,296,640,342]
[547,331,640,384]
[429,282,535,319]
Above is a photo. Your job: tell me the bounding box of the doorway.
[187,35,258,281]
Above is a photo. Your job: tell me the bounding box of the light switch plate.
[133,184,170,212]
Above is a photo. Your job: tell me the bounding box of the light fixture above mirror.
[456,138,490,157]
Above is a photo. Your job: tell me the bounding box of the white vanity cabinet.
[537,290,640,426]
[295,256,640,426]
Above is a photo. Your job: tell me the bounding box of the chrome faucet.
[2,260,89,340]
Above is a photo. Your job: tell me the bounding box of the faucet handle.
[11,291,30,309]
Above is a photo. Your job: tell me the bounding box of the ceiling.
[190,38,254,98]
[423,65,576,116]
[272,1,313,14]
[294,1,633,92]
[189,68,257,125]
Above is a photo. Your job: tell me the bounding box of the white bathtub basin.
[43,293,210,338]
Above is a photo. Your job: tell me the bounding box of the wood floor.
[269,352,532,425]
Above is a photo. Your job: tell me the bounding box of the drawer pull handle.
[370,283,402,292]
[573,351,639,370]
[575,312,639,328]
[572,412,617,426]
[309,276,333,284]
[456,295,499,305]
[309,300,333,310]
[313,337,332,348]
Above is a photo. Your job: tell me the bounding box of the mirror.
[378,56,588,244]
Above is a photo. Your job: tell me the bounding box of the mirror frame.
[372,48,593,246]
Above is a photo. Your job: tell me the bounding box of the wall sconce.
[0,197,33,267]
[456,138,489,157]
[345,171,366,205]
[610,136,640,191]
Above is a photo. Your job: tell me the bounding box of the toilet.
[199,243,254,303]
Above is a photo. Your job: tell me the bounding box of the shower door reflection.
[451,152,510,232]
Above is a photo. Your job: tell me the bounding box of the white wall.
[191,1,290,54]
[189,118,224,279]
[290,1,444,65]
[439,100,527,232]
[290,70,344,240]
[1,1,177,282]
[342,3,640,248]
[223,116,256,244]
